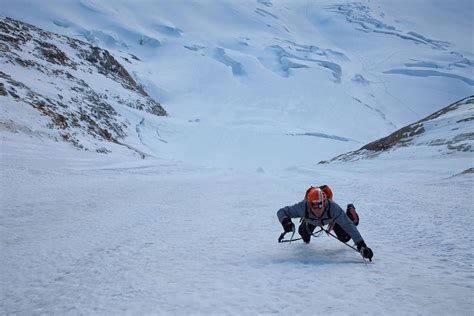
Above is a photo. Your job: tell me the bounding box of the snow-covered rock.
[0,17,166,153]
[320,96,474,163]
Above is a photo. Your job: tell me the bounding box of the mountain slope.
[1,0,473,169]
[320,96,474,163]
[0,17,166,154]
[1,2,473,315]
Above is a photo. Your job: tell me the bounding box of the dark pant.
[298,220,316,243]
[333,223,351,242]
[299,221,351,243]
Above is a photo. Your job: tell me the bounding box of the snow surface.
[1,0,473,170]
[1,0,474,315]
[1,135,473,315]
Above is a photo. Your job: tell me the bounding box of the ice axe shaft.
[323,228,371,263]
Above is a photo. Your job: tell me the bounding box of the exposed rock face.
[0,17,166,151]
[320,96,474,163]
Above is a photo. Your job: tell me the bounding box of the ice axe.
[278,227,295,243]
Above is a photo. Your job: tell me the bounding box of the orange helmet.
[319,185,333,200]
[306,187,326,209]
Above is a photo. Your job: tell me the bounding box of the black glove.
[281,218,295,233]
[356,241,374,260]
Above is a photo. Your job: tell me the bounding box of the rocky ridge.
[0,17,166,153]
[320,96,474,163]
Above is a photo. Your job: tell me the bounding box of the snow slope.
[1,0,473,170]
[1,1,473,315]
[1,136,473,315]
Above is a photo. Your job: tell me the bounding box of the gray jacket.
[277,199,364,244]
